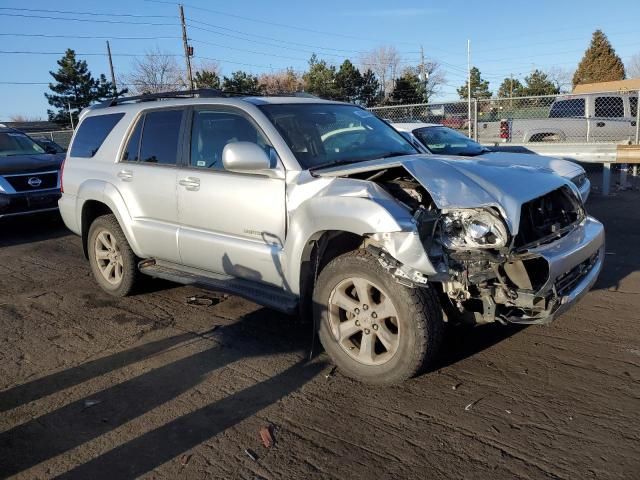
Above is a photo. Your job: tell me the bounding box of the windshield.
[0,131,46,157]
[258,104,417,169]
[412,126,484,156]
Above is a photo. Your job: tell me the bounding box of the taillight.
[499,119,510,140]
[59,158,66,193]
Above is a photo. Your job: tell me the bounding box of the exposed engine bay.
[348,167,588,325]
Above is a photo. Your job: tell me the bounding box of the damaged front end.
[342,166,605,326]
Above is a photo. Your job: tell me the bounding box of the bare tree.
[123,47,186,94]
[8,114,44,122]
[359,45,401,97]
[547,66,574,93]
[628,53,640,78]
[194,60,221,77]
[258,68,303,94]
[423,60,446,101]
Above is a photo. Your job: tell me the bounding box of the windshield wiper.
[309,159,359,170]
[309,151,412,170]
[379,151,413,159]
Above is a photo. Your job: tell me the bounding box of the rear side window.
[139,109,184,165]
[70,113,124,158]
[122,116,144,162]
[630,96,637,118]
[595,96,624,117]
[549,99,585,118]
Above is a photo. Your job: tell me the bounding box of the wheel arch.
[78,180,142,259]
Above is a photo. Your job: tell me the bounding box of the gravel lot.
[1,183,639,480]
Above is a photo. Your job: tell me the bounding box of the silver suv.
[59,90,605,384]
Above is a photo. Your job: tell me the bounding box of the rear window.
[549,99,585,118]
[70,113,125,158]
[595,96,624,118]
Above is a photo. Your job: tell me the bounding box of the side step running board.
[138,261,298,315]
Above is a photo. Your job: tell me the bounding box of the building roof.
[0,121,66,133]
[573,78,640,94]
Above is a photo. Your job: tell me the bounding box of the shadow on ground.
[0,212,69,248]
[0,308,325,479]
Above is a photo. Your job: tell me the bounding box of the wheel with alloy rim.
[328,277,400,366]
[94,229,124,286]
[314,249,443,384]
[87,214,139,297]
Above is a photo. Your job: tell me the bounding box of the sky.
[0,0,639,121]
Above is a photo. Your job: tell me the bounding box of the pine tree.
[390,70,423,104]
[523,70,559,96]
[573,30,625,87]
[194,69,221,89]
[221,71,261,94]
[45,49,118,126]
[497,77,524,99]
[302,54,339,99]
[457,67,491,99]
[335,59,363,102]
[358,69,381,107]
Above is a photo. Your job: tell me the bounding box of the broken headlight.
[440,209,509,250]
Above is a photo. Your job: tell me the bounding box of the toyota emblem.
[27,177,42,188]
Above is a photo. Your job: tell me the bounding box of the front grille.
[3,171,58,192]
[515,186,584,248]
[555,252,599,296]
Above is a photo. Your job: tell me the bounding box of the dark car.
[32,137,67,154]
[0,126,64,219]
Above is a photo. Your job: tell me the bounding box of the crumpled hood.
[477,151,584,179]
[314,154,574,234]
[0,153,64,175]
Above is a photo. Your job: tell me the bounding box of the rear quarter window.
[70,113,125,158]
[549,99,585,118]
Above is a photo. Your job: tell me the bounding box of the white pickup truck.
[478,92,638,143]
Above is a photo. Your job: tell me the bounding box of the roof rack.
[95,89,320,109]
[96,88,226,108]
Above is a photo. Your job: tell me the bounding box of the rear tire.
[313,249,443,384]
[87,214,139,297]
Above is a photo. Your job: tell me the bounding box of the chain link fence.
[29,130,74,149]
[369,101,478,139]
[369,89,640,145]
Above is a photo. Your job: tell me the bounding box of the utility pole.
[106,41,118,97]
[179,4,194,90]
[467,39,472,138]
[67,100,75,130]
[420,45,428,103]
[510,73,513,107]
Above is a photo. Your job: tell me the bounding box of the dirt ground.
[1,175,639,480]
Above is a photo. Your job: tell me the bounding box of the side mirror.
[222,142,276,176]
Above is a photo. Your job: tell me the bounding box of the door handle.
[117,169,133,181]
[179,177,200,191]
[596,121,605,127]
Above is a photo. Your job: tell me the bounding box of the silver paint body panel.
[60,96,604,324]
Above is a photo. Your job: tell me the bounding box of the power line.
[189,24,422,64]
[191,39,308,63]
[0,33,182,41]
[144,0,421,47]
[0,50,183,57]
[0,6,173,18]
[0,12,176,26]
[188,19,415,56]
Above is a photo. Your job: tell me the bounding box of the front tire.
[313,250,443,384]
[87,214,139,297]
